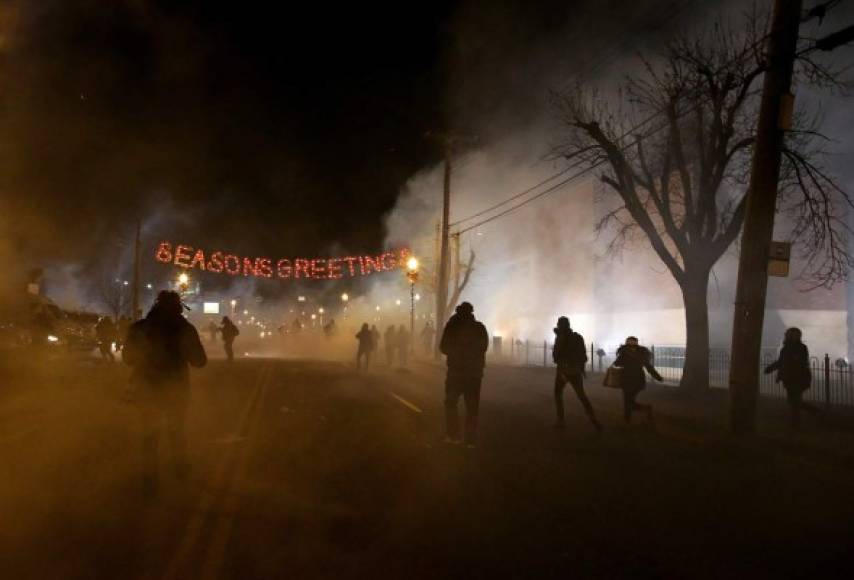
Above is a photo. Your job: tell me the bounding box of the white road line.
[389,392,423,414]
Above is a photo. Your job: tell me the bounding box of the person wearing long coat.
[613,336,662,423]
[764,327,822,428]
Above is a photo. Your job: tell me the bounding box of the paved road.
[2,354,854,579]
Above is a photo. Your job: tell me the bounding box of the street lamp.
[405,256,419,353]
[230,299,237,315]
[177,272,189,294]
[318,307,325,326]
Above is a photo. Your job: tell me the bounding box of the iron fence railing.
[491,338,854,408]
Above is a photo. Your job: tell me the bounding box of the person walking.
[95,316,116,362]
[384,325,397,366]
[440,302,488,448]
[764,327,822,429]
[220,316,239,362]
[552,317,601,432]
[420,321,436,355]
[356,323,373,370]
[396,324,409,366]
[614,336,662,424]
[122,291,207,496]
[116,315,132,351]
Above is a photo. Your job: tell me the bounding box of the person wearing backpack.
[552,316,601,432]
[220,316,239,362]
[123,291,207,496]
[764,327,822,429]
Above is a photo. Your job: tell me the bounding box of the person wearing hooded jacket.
[764,327,822,429]
[439,302,489,447]
[614,336,662,423]
[552,316,601,432]
[123,290,207,495]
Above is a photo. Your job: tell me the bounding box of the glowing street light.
[177,272,189,294]
[405,255,420,354]
[340,293,349,302]
[230,299,237,315]
[297,295,306,303]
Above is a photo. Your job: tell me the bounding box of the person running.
[220,316,239,362]
[440,302,488,448]
[384,325,397,366]
[552,316,601,432]
[764,327,822,429]
[396,324,409,366]
[95,316,116,362]
[614,336,662,424]
[122,291,207,496]
[356,323,374,370]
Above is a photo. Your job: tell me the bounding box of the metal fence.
[492,338,854,407]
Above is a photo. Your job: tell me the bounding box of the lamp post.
[406,256,419,353]
[340,293,349,319]
[230,299,237,315]
[318,307,325,327]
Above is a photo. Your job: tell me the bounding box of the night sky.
[0,0,759,298]
[0,0,461,265]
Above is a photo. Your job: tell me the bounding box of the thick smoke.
[380,0,854,357]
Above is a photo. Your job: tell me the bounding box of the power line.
[452,28,773,236]
[451,113,667,232]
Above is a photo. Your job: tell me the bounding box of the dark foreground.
[1,354,854,579]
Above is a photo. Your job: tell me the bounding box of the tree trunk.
[679,269,711,392]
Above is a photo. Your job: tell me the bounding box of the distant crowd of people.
[355,323,429,369]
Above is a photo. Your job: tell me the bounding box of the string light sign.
[154,241,411,281]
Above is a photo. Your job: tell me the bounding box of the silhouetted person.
[291,319,302,334]
[614,336,662,424]
[440,302,488,447]
[323,318,338,339]
[552,317,601,432]
[384,325,397,365]
[116,316,132,351]
[208,321,219,343]
[356,323,373,370]
[220,316,239,362]
[765,327,822,429]
[420,321,436,354]
[123,291,206,495]
[396,324,409,366]
[370,325,381,357]
[95,316,116,362]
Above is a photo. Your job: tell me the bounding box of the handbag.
[603,365,623,388]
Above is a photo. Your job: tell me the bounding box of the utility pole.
[729,0,802,434]
[452,232,461,292]
[131,220,141,320]
[434,138,452,359]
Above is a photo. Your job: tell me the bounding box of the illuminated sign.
[203,302,220,314]
[154,241,411,281]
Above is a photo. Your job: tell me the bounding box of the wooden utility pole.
[131,220,141,320]
[729,0,802,434]
[434,139,452,358]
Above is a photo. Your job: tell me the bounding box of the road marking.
[200,375,272,580]
[390,392,423,414]
[161,362,271,580]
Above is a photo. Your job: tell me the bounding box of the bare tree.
[552,11,851,391]
[96,273,130,320]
